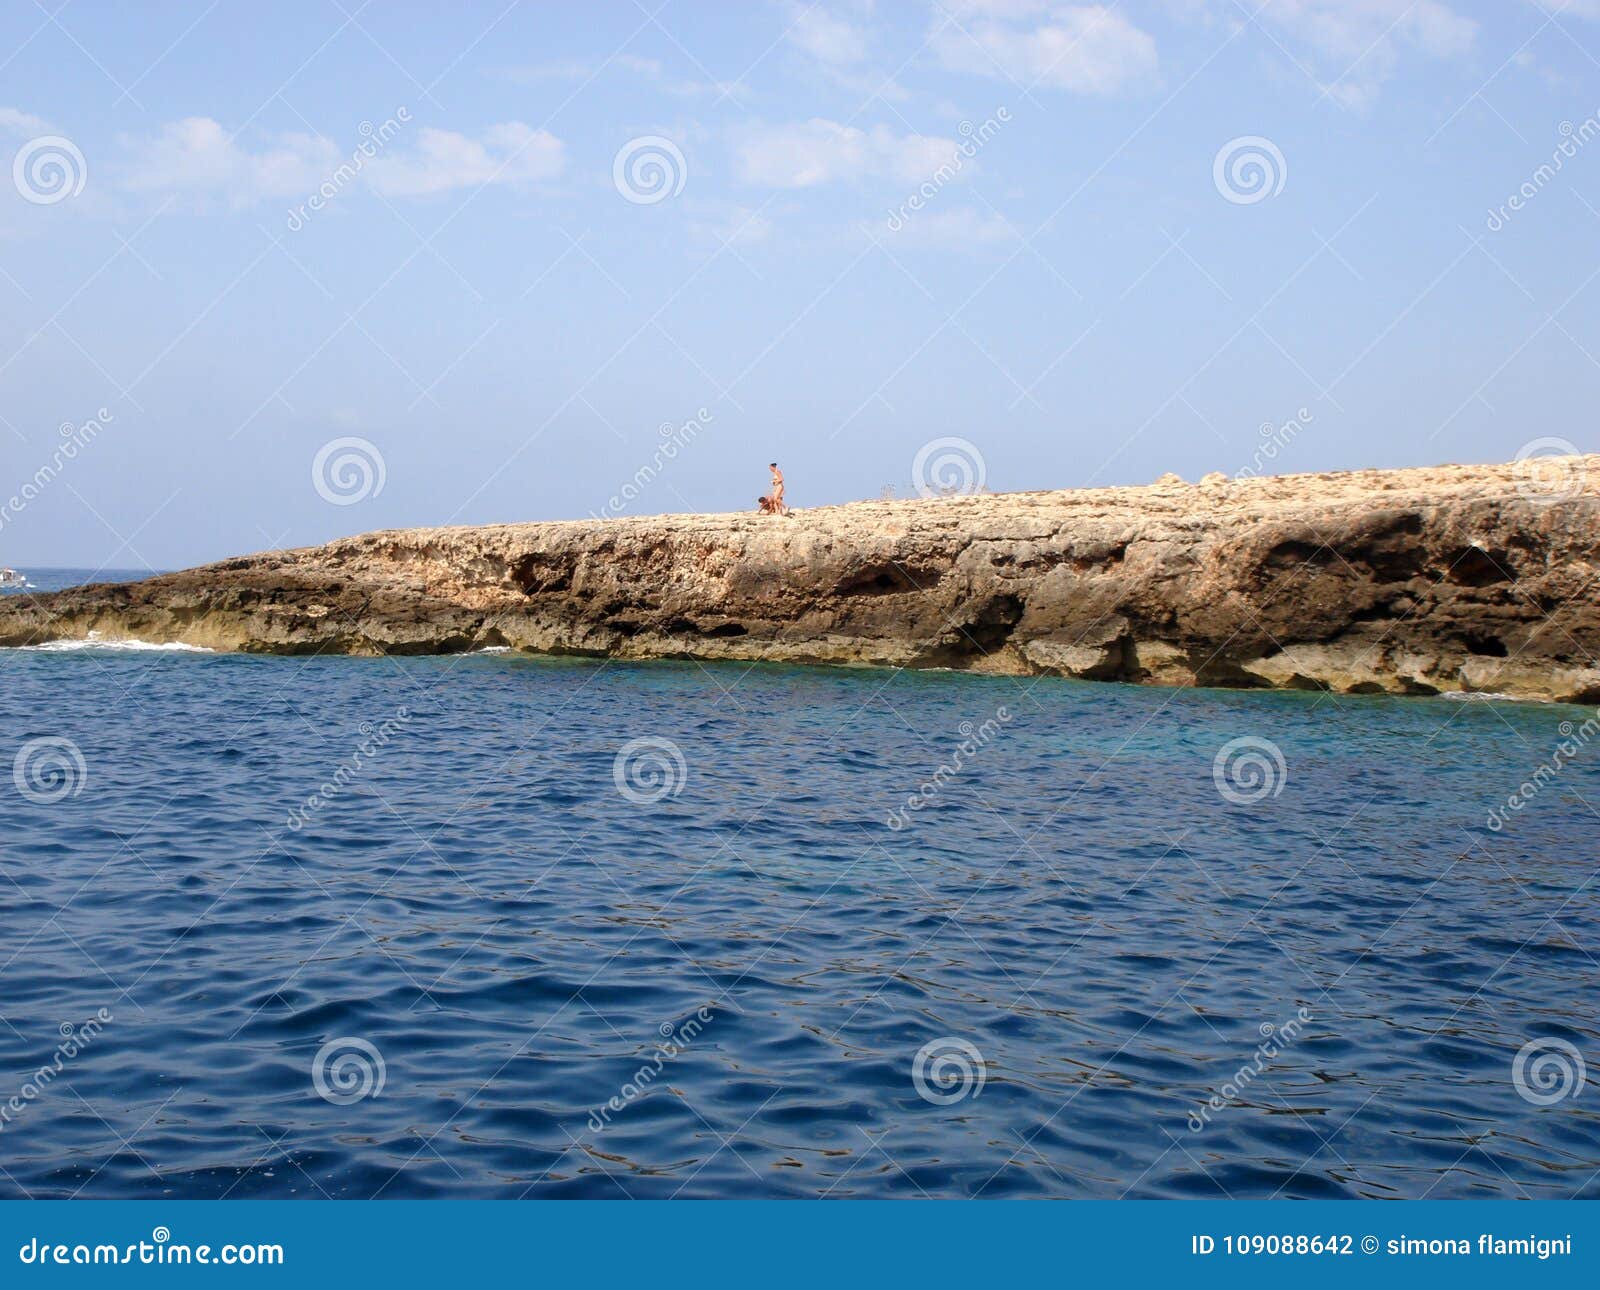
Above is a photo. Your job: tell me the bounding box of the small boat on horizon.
[0,567,29,588]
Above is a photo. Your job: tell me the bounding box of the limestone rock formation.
[4,457,1597,702]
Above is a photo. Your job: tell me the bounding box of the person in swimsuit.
[769,463,785,514]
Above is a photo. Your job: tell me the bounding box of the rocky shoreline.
[4,457,1598,702]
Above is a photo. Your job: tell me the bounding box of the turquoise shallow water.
[0,608,1597,1197]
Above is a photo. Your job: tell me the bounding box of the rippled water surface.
[2,629,1597,1198]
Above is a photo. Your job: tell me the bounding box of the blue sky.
[1,0,1597,568]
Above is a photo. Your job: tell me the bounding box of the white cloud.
[1264,0,1474,60]
[0,107,50,137]
[121,117,563,205]
[497,55,732,98]
[932,2,1158,94]
[691,202,776,248]
[123,117,336,205]
[365,123,564,196]
[1247,0,1477,108]
[615,53,666,77]
[880,206,1017,249]
[735,118,963,187]
[787,3,871,64]
[781,4,909,100]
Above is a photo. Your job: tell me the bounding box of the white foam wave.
[12,637,215,654]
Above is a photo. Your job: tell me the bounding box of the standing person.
[769,462,786,514]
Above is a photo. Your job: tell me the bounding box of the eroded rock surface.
[5,458,1598,701]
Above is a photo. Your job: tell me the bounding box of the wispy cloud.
[0,106,51,137]
[120,118,564,206]
[495,54,735,98]
[122,118,337,205]
[784,2,911,101]
[735,118,965,187]
[787,2,872,64]
[689,201,776,248]
[1242,0,1477,108]
[365,123,564,196]
[931,2,1159,94]
[872,205,1017,249]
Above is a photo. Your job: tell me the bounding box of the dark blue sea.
[1,570,1597,1199]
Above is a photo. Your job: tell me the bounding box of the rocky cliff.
[5,458,1598,701]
